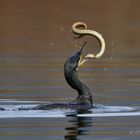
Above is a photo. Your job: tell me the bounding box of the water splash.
[0,100,140,118]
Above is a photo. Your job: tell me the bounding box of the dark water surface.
[0,0,140,139]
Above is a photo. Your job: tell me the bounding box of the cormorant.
[32,42,93,110]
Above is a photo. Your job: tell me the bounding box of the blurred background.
[0,0,139,106]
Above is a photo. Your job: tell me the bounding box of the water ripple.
[0,100,140,118]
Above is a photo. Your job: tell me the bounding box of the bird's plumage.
[64,46,93,105]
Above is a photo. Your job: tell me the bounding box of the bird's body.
[25,45,93,110]
[64,47,93,106]
[19,44,94,110]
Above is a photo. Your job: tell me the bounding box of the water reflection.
[65,110,92,140]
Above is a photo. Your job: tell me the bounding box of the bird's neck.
[64,70,93,105]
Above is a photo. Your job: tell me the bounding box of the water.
[0,101,138,118]
[0,0,140,139]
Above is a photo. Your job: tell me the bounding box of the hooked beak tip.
[79,41,87,54]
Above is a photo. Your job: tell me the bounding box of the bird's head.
[64,42,90,72]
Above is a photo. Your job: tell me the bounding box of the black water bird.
[30,42,93,110]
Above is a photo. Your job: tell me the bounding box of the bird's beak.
[77,56,90,71]
[77,42,89,69]
[78,54,96,68]
[77,42,96,69]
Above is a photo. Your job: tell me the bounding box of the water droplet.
[49,42,55,47]
[60,26,64,31]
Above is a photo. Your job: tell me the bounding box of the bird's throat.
[64,70,93,105]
